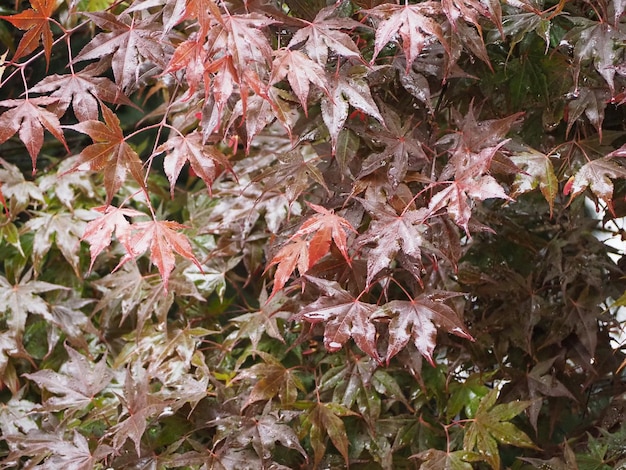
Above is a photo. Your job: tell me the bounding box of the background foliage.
[1,0,626,468]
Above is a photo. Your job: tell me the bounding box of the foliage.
[0,0,626,468]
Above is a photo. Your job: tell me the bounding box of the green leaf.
[413,448,480,470]
[509,145,558,215]
[463,389,536,469]
[300,401,357,467]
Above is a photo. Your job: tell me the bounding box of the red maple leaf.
[356,104,428,185]
[376,294,473,365]
[429,108,521,233]
[164,38,210,99]
[441,0,502,36]
[29,64,133,121]
[110,368,168,455]
[367,2,448,70]
[298,277,379,360]
[68,104,146,203]
[270,48,329,116]
[73,12,171,92]
[321,66,384,153]
[158,131,233,197]
[0,97,68,172]
[0,0,58,65]
[563,156,626,210]
[81,205,144,272]
[287,6,364,64]
[265,237,311,298]
[119,219,203,292]
[357,202,432,285]
[428,146,511,234]
[292,202,356,265]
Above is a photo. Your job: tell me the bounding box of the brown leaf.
[24,345,113,412]
[367,2,447,69]
[74,12,171,92]
[270,48,329,115]
[110,368,168,455]
[287,6,363,65]
[0,97,68,172]
[298,277,379,360]
[159,131,232,197]
[375,294,473,365]
[68,104,146,203]
[0,0,58,65]
[357,202,431,286]
[564,157,626,209]
[29,67,133,121]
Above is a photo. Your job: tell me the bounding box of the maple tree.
[1,0,626,468]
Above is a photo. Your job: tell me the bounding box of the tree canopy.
[0,0,626,468]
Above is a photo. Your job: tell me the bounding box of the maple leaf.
[463,389,536,469]
[526,357,576,432]
[0,97,68,172]
[34,430,113,470]
[374,293,473,365]
[270,48,329,115]
[441,0,502,36]
[287,5,364,64]
[563,157,626,209]
[73,11,172,92]
[414,448,478,470]
[356,104,428,185]
[265,237,311,297]
[428,146,511,234]
[357,202,431,286]
[259,147,329,203]
[229,287,290,349]
[235,414,307,462]
[0,270,65,335]
[4,428,113,470]
[321,67,384,152]
[81,205,144,272]
[157,130,232,197]
[429,108,522,233]
[38,156,97,210]
[126,0,188,34]
[298,277,379,360]
[227,85,294,150]
[184,255,242,302]
[24,345,113,412]
[29,65,133,121]
[120,219,203,292]
[566,19,622,93]
[222,12,276,74]
[0,159,44,213]
[319,356,384,427]
[509,145,558,215]
[68,104,146,204]
[235,352,305,408]
[165,38,211,99]
[292,202,356,265]
[25,209,89,275]
[300,400,357,467]
[110,367,169,456]
[0,0,58,65]
[565,87,609,138]
[367,2,447,69]
[46,297,98,349]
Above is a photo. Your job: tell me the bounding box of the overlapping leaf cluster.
[1,0,626,468]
